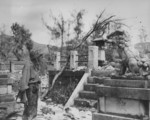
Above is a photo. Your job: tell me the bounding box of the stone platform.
[92,76,150,120]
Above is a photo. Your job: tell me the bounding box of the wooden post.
[70,51,78,69]
[88,46,98,69]
[54,52,60,70]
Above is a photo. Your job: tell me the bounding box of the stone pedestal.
[93,78,150,120]
[70,51,78,69]
[54,52,60,70]
[88,46,98,69]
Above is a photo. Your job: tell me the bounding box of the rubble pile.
[93,65,116,77]
[16,99,92,120]
[10,72,92,120]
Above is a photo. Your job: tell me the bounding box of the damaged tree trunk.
[41,55,70,100]
[22,82,39,120]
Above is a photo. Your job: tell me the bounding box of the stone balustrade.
[53,45,102,70]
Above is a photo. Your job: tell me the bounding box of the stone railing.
[53,45,102,70]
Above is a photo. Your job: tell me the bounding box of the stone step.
[92,113,140,120]
[0,101,16,113]
[73,106,97,112]
[0,78,9,85]
[87,76,95,83]
[111,75,145,80]
[0,85,12,94]
[96,85,150,100]
[0,94,15,103]
[84,83,97,91]
[74,98,97,108]
[0,74,9,78]
[79,91,97,100]
[88,76,147,88]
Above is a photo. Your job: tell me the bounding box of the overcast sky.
[0,0,150,46]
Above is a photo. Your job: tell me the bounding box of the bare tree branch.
[70,11,115,50]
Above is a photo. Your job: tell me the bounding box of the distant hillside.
[32,41,49,53]
[32,41,59,54]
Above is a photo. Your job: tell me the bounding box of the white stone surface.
[65,73,89,107]
[88,46,98,69]
[70,51,78,69]
[54,52,61,70]
[99,97,145,116]
[7,85,12,93]
[0,85,8,94]
[98,49,105,61]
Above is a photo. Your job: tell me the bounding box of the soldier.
[16,45,41,120]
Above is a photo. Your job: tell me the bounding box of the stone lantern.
[92,37,106,66]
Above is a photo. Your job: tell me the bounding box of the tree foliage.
[11,23,33,51]
[11,23,47,74]
[90,11,124,39]
[0,32,14,61]
[42,13,66,56]
[72,9,86,40]
[11,23,33,61]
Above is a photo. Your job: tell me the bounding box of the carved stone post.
[54,52,60,70]
[88,46,98,69]
[10,61,15,73]
[70,51,78,69]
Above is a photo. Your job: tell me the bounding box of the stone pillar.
[54,52,60,70]
[98,49,105,61]
[70,51,78,69]
[10,61,15,73]
[88,46,98,69]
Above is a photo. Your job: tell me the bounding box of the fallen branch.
[41,55,70,100]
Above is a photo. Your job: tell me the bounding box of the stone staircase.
[74,72,150,119]
[74,75,99,108]
[0,74,16,118]
[73,74,115,109]
[92,76,150,120]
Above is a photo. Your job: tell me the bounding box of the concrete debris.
[73,66,87,71]
[65,107,80,119]
[97,65,115,71]
[16,99,92,120]
[10,70,92,120]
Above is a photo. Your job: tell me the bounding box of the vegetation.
[48,81,77,104]
[0,33,13,61]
